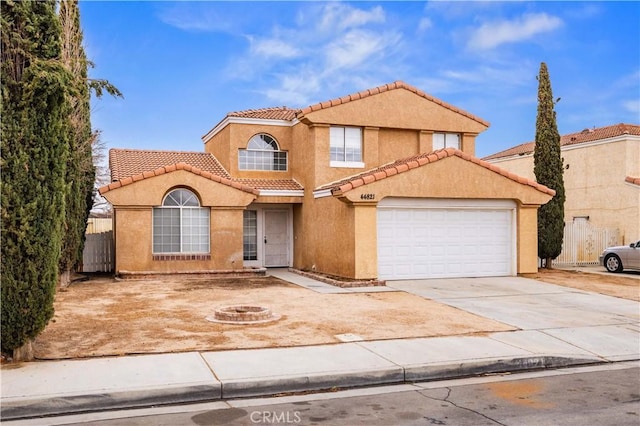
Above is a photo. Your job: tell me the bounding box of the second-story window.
[330,126,363,167]
[238,134,287,171]
[433,132,460,150]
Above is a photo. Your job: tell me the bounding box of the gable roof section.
[227,107,298,121]
[297,81,490,128]
[109,148,232,181]
[102,148,300,195]
[203,81,490,141]
[483,123,640,161]
[235,178,303,191]
[316,148,555,197]
[100,162,259,196]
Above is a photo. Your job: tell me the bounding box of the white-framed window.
[433,132,460,150]
[153,188,210,254]
[238,134,287,171]
[330,126,363,167]
[243,210,258,261]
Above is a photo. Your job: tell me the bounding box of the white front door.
[264,210,289,267]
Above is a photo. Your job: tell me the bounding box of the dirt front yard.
[34,275,513,360]
[33,269,638,360]
[522,268,640,301]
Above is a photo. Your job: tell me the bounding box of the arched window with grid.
[238,134,287,171]
[153,188,210,253]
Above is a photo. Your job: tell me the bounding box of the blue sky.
[81,1,640,159]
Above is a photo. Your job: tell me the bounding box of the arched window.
[238,134,287,171]
[153,188,210,254]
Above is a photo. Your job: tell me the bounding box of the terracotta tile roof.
[298,81,490,127]
[626,176,640,186]
[317,148,555,196]
[102,148,301,196]
[235,179,303,191]
[109,149,231,181]
[99,162,259,196]
[483,123,640,161]
[222,81,489,128]
[227,107,298,121]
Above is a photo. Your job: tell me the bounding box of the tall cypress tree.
[534,62,566,268]
[1,0,72,355]
[58,0,94,286]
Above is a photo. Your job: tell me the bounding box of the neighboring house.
[99,81,554,280]
[483,123,640,245]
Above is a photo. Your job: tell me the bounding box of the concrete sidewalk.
[2,274,639,421]
[2,330,631,421]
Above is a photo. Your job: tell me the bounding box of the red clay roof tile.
[103,148,301,195]
[234,179,303,191]
[626,176,640,186]
[227,107,298,121]
[298,81,489,127]
[109,149,231,181]
[483,123,640,160]
[207,81,490,137]
[99,161,259,196]
[317,148,555,196]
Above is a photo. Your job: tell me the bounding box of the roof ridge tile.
[319,148,555,197]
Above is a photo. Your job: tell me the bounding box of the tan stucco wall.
[204,123,294,179]
[293,193,357,278]
[299,88,488,138]
[517,205,540,273]
[102,170,256,274]
[294,156,551,279]
[112,207,245,274]
[489,138,640,243]
[204,125,231,172]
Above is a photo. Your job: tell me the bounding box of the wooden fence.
[86,218,113,234]
[82,231,114,272]
[552,221,619,266]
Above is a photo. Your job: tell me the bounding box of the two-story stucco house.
[99,81,554,280]
[483,123,640,245]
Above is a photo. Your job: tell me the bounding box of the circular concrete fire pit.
[206,305,281,325]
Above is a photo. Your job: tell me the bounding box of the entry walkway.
[267,268,397,293]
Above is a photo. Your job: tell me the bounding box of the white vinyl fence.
[82,231,114,272]
[552,221,619,266]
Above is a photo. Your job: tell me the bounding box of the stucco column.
[352,202,378,279]
[419,130,433,153]
[461,133,476,156]
[517,204,540,274]
[363,127,379,166]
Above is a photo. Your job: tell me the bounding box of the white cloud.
[157,5,232,33]
[418,17,432,32]
[317,3,385,33]
[324,29,399,71]
[468,13,563,50]
[225,3,403,106]
[249,37,301,59]
[622,99,640,114]
[263,72,321,106]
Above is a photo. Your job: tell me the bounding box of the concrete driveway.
[388,276,640,361]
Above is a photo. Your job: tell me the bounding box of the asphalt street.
[7,362,639,426]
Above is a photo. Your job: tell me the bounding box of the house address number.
[360,193,375,200]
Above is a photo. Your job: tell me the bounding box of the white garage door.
[377,198,515,280]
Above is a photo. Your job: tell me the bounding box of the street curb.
[403,355,603,382]
[219,367,405,399]
[0,384,220,421]
[0,356,609,421]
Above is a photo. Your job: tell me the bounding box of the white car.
[599,240,640,273]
